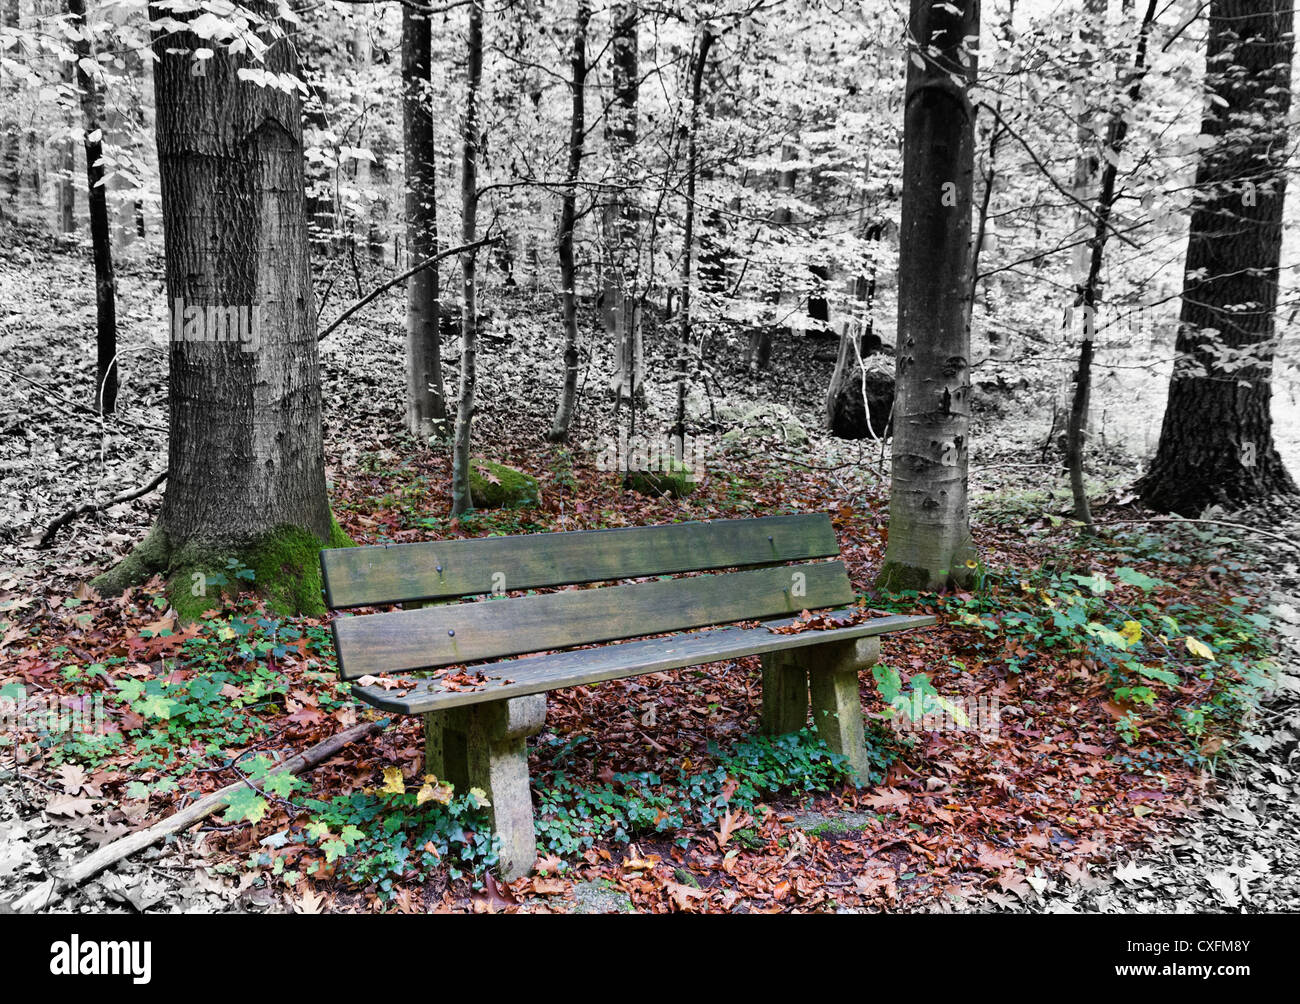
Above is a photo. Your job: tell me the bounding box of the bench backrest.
[323,513,854,680]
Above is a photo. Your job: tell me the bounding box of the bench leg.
[423,711,448,778]
[806,637,881,784]
[438,695,546,882]
[760,650,809,734]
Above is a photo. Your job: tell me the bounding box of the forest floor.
[1,230,1298,913]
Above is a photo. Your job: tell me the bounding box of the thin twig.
[10,718,389,912]
[1092,516,1299,550]
[36,470,168,549]
[317,235,503,342]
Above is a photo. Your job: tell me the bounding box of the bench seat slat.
[331,560,855,680]
[350,612,937,715]
[321,513,839,608]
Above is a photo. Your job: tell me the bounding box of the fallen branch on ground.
[1090,516,1299,550]
[36,469,168,548]
[12,717,390,912]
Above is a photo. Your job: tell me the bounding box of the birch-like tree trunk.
[450,1,483,514]
[56,54,77,233]
[547,0,590,443]
[349,19,371,257]
[1065,0,1158,532]
[605,3,642,406]
[672,26,714,442]
[747,142,796,372]
[67,0,118,413]
[0,0,18,207]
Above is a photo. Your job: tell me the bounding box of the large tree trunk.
[67,0,118,414]
[402,5,447,438]
[450,0,483,515]
[605,3,642,406]
[547,0,590,443]
[876,0,978,592]
[1137,0,1297,515]
[94,0,345,614]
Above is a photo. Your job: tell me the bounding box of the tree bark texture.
[1137,0,1297,514]
[150,1,332,552]
[402,4,447,438]
[877,0,979,591]
[68,0,119,413]
[547,0,590,443]
[451,1,484,514]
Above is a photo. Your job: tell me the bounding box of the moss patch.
[875,557,974,593]
[623,458,699,499]
[788,810,876,836]
[469,459,541,509]
[94,516,355,621]
[91,522,170,596]
[874,560,937,593]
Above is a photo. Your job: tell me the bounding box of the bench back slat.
[331,560,855,680]
[321,513,838,609]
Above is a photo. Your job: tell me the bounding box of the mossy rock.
[469,459,541,509]
[720,402,808,446]
[623,459,699,499]
[569,880,636,914]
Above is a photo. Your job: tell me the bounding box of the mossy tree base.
[92,517,355,621]
[875,559,973,594]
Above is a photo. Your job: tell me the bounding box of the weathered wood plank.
[321,513,839,609]
[332,560,856,679]
[350,612,937,713]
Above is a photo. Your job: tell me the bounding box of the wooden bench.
[320,513,934,879]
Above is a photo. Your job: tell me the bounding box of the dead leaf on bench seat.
[356,675,415,691]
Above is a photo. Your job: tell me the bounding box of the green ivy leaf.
[1137,664,1180,687]
[222,786,268,824]
[1115,566,1163,592]
[263,772,309,797]
[1070,572,1113,595]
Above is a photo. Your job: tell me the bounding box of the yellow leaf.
[1120,620,1142,647]
[416,778,454,806]
[381,767,406,795]
[1185,637,1215,661]
[468,786,491,808]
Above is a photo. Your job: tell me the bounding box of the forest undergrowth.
[1,230,1296,914]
